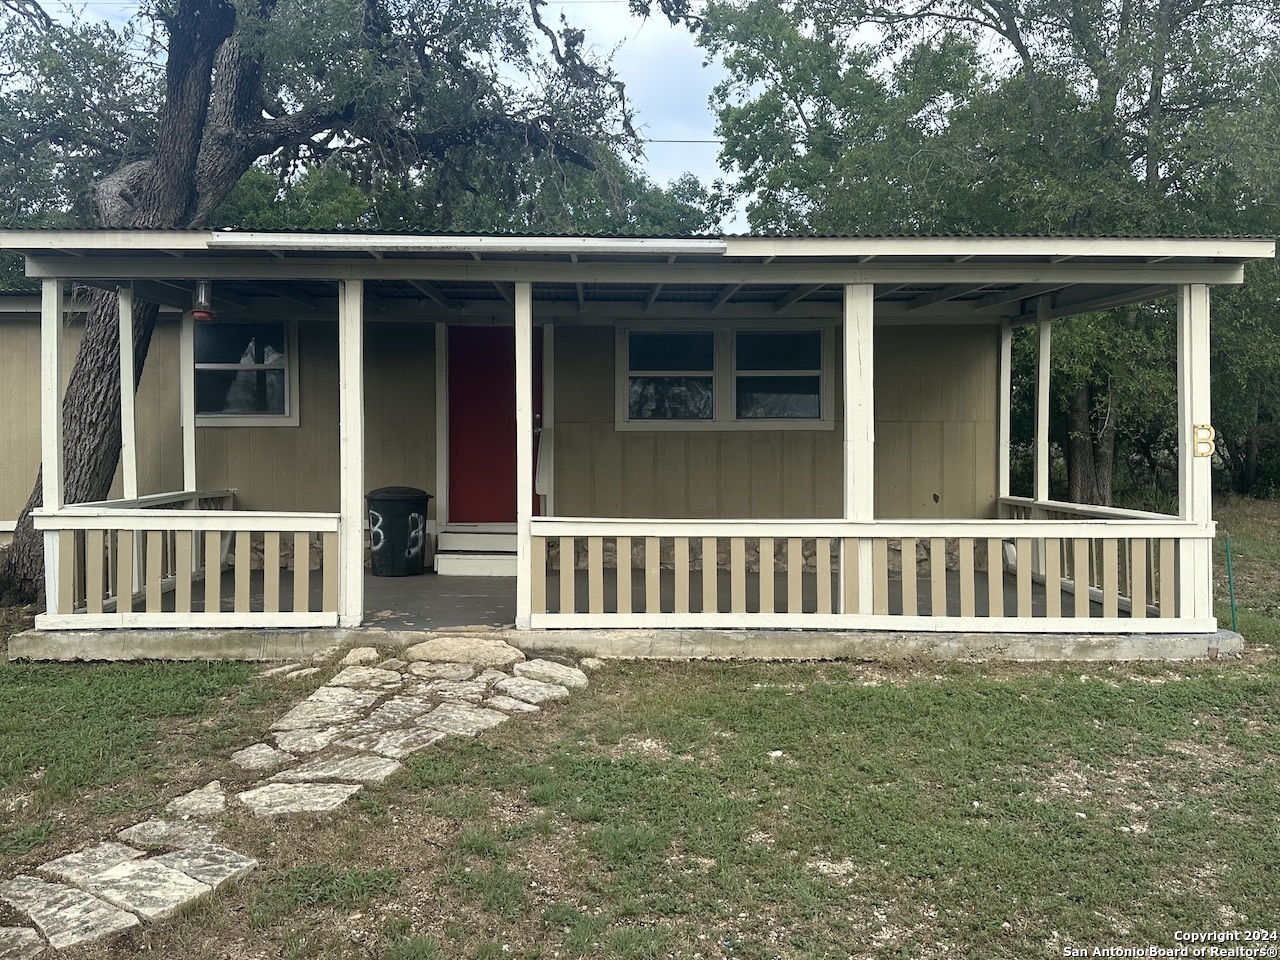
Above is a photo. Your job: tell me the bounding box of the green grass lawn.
[1,498,1278,959]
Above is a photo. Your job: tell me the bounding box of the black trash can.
[367,486,433,577]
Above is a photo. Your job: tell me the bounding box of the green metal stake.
[1226,535,1238,633]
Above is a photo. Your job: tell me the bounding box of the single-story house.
[0,230,1273,656]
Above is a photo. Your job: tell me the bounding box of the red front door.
[447,326,542,523]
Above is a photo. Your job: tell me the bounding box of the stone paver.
[494,676,571,705]
[339,727,446,759]
[273,726,345,754]
[82,859,211,922]
[271,688,380,731]
[579,657,606,671]
[231,742,295,772]
[282,667,321,680]
[485,695,540,713]
[117,820,217,850]
[154,845,257,890]
[270,754,402,785]
[421,679,489,701]
[404,636,525,667]
[165,781,226,818]
[237,782,362,817]
[476,668,512,684]
[340,646,380,666]
[258,663,301,678]
[0,926,45,959]
[406,661,476,680]
[376,658,407,671]
[327,666,403,689]
[422,702,510,736]
[39,842,143,886]
[514,659,590,690]
[0,876,139,950]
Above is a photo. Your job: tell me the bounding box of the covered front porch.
[6,231,1272,651]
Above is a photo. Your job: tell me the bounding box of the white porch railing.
[529,512,1217,632]
[33,490,341,629]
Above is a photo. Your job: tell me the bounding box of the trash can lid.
[367,486,432,500]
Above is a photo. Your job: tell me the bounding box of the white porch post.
[41,278,64,615]
[998,319,1012,502]
[338,279,365,627]
[118,285,139,500]
[179,302,197,491]
[1035,299,1052,502]
[843,283,875,614]
[1177,283,1214,620]
[515,281,534,628]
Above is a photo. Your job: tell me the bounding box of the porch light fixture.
[190,279,217,321]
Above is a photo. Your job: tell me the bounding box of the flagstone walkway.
[0,638,592,956]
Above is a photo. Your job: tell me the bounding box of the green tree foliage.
[696,0,1280,501]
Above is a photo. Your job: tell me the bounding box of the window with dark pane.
[627,331,715,420]
[194,321,289,416]
[734,330,822,419]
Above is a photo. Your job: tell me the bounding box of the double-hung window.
[617,326,832,430]
[194,320,299,426]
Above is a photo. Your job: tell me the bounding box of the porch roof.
[2,231,1272,322]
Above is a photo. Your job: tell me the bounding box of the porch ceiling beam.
[906,283,991,311]
[26,257,1249,286]
[572,253,585,311]
[407,279,457,311]
[78,279,188,310]
[493,281,514,305]
[710,283,743,313]
[644,284,663,312]
[152,278,251,310]
[774,283,823,311]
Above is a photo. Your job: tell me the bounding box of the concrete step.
[438,531,517,553]
[435,553,518,577]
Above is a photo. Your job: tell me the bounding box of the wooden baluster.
[1159,539,1176,617]
[86,530,105,615]
[930,537,947,617]
[842,538,860,614]
[588,536,604,614]
[759,537,774,614]
[1073,539,1091,618]
[816,537,832,614]
[322,531,339,614]
[294,532,310,613]
[1016,537,1032,618]
[872,539,889,615]
[1130,538,1147,619]
[645,536,660,614]
[531,537,546,615]
[702,538,718,614]
[1044,538,1062,617]
[559,536,575,615]
[787,538,803,614]
[987,538,1004,617]
[1101,538,1119,618]
[731,537,747,614]
[117,530,134,614]
[204,530,221,613]
[674,537,690,614]
[958,538,975,617]
[234,531,251,613]
[617,537,632,615]
[900,537,917,616]
[144,531,162,613]
[174,531,193,614]
[263,532,281,614]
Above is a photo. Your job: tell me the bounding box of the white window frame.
[615,322,836,432]
[194,318,300,427]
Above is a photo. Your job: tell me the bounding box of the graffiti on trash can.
[369,510,385,552]
[405,513,424,559]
